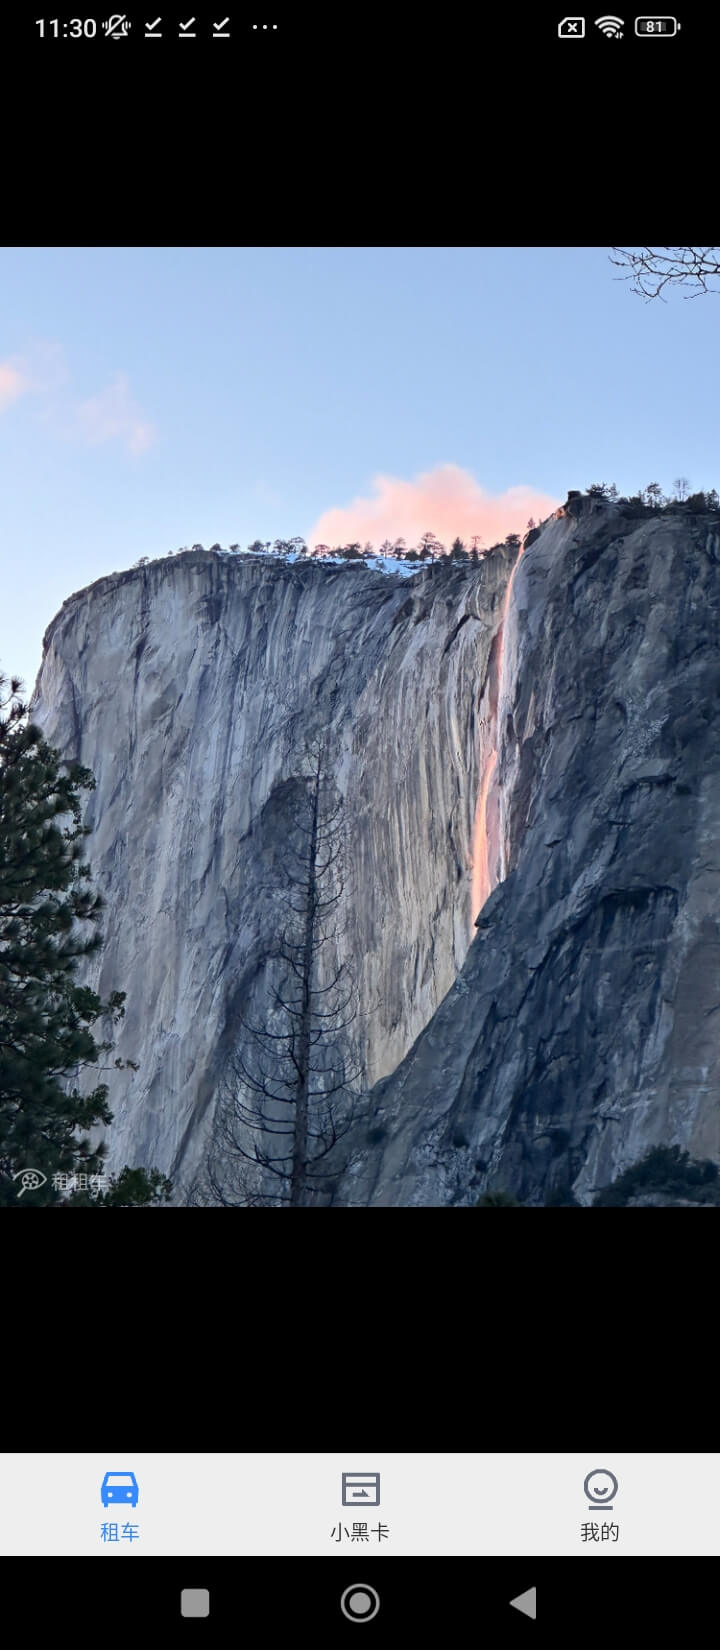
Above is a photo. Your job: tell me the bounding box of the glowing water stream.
[470,543,525,932]
[470,747,497,921]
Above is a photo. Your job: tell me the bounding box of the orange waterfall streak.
[470,748,497,923]
[498,536,525,642]
[469,542,526,932]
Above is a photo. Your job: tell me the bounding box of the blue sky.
[2,245,720,697]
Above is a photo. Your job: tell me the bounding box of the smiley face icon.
[584,1469,618,1506]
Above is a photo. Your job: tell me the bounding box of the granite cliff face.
[32,548,512,1191]
[33,500,720,1206]
[333,500,720,1204]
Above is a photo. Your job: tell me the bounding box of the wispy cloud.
[0,343,154,455]
[0,360,30,411]
[74,371,155,455]
[307,463,560,550]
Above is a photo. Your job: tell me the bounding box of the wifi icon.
[595,14,624,34]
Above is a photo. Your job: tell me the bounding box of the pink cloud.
[75,370,155,454]
[0,361,29,412]
[306,464,560,551]
[0,346,154,455]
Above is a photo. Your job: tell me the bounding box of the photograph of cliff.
[2,245,720,1207]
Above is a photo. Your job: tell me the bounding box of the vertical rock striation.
[34,499,720,1207]
[335,500,720,1204]
[31,549,512,1190]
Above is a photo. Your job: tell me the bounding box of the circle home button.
[340,1584,381,1622]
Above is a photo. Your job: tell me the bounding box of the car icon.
[101,1471,139,1508]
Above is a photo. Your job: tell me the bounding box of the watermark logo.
[12,1168,48,1196]
[53,1172,110,1194]
[12,1168,110,1197]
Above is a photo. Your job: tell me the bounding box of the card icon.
[342,1472,380,1507]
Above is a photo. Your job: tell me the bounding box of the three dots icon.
[253,23,279,27]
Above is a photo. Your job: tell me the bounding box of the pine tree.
[449,536,468,561]
[0,670,172,1207]
[72,1166,173,1207]
[418,531,440,562]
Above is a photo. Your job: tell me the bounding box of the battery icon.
[635,16,680,33]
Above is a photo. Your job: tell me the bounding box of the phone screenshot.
[0,10,713,1644]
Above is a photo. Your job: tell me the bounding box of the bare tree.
[673,477,690,502]
[610,247,720,301]
[190,733,361,1207]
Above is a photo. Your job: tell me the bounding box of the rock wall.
[32,549,512,1190]
[334,502,720,1204]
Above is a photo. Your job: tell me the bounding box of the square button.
[181,1589,210,1618]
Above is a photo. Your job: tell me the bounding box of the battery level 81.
[635,16,681,33]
